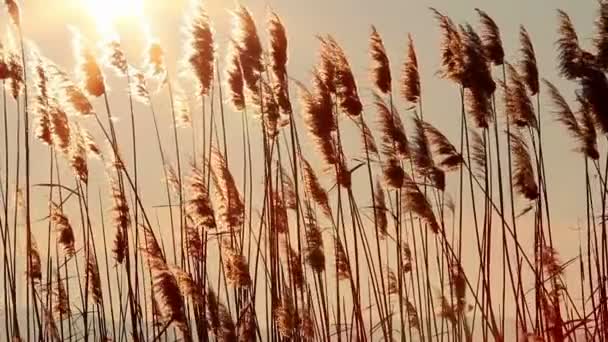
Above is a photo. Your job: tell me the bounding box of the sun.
[83,0,145,36]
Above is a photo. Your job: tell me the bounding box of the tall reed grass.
[1,0,607,341]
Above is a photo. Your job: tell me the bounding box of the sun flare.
[83,0,145,36]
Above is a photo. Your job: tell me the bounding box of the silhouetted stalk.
[102,91,140,341]
[98,190,117,340]
[166,80,186,270]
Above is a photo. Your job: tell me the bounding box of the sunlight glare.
[83,0,145,37]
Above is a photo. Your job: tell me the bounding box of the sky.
[0,0,604,335]
[9,0,597,245]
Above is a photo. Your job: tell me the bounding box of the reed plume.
[187,163,216,229]
[508,132,539,200]
[387,267,399,295]
[86,247,103,304]
[374,94,408,187]
[475,8,504,66]
[170,266,203,305]
[539,245,563,278]
[304,205,325,272]
[222,241,252,288]
[0,41,8,79]
[269,12,292,116]
[370,26,392,94]
[317,36,336,95]
[461,23,495,94]
[279,166,297,210]
[49,65,94,116]
[402,244,412,273]
[375,93,409,160]
[232,5,263,98]
[422,121,463,171]
[33,57,52,145]
[383,157,405,189]
[73,30,106,97]
[210,148,244,227]
[104,40,128,77]
[401,173,440,233]
[464,85,492,129]
[53,275,70,317]
[50,206,75,258]
[411,117,445,190]
[269,13,288,84]
[146,41,166,80]
[69,124,89,183]
[299,73,337,166]
[401,34,421,104]
[577,94,600,160]
[284,243,304,288]
[321,36,362,116]
[110,179,129,264]
[335,238,351,280]
[4,0,20,27]
[431,8,464,84]
[225,42,245,111]
[556,10,594,80]
[580,67,608,134]
[207,288,236,341]
[406,301,420,330]
[49,101,71,153]
[373,180,388,237]
[519,26,539,95]
[273,192,289,233]
[544,79,599,160]
[147,256,187,330]
[118,69,144,107]
[301,156,332,219]
[252,81,283,138]
[184,219,203,261]
[184,2,214,96]
[594,1,608,70]
[275,290,297,337]
[504,63,538,129]
[27,238,42,282]
[7,51,23,99]
[142,226,164,262]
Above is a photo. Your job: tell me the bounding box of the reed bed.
[1,0,607,341]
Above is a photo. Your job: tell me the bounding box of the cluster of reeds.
[1,0,608,341]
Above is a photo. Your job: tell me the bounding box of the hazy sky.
[11,0,596,237]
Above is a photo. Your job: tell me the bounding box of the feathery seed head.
[73,29,106,97]
[370,26,392,94]
[475,9,504,66]
[184,3,215,96]
[401,34,421,104]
